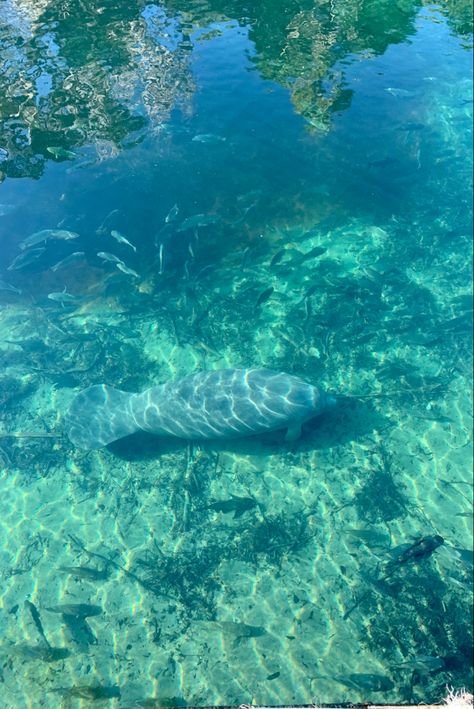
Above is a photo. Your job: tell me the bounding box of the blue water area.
[0,0,472,706]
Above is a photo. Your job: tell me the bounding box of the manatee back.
[136,368,326,439]
[65,384,140,449]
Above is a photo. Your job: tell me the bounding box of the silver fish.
[158,243,164,274]
[20,229,79,250]
[7,247,46,270]
[177,214,220,232]
[46,146,77,160]
[96,209,120,236]
[97,251,124,265]
[50,252,85,272]
[165,204,179,223]
[47,287,83,305]
[110,230,136,252]
[0,203,17,217]
[192,134,226,143]
[0,279,22,294]
[115,262,139,278]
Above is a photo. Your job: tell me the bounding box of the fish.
[332,673,394,692]
[116,262,140,278]
[50,252,85,272]
[7,247,46,270]
[46,146,77,160]
[50,685,120,699]
[202,493,257,519]
[385,87,416,97]
[19,229,79,250]
[217,621,266,639]
[65,368,336,450]
[255,286,274,308]
[343,535,445,621]
[97,251,124,265]
[192,134,226,143]
[346,528,391,548]
[61,614,97,647]
[0,279,22,294]
[165,204,179,223]
[291,246,327,265]
[269,249,286,267]
[177,214,220,231]
[394,655,445,674]
[47,287,83,306]
[96,209,120,236]
[386,534,444,572]
[45,603,102,617]
[0,203,17,217]
[7,644,70,662]
[110,230,137,252]
[58,565,110,580]
[158,243,164,274]
[24,601,50,648]
[266,671,280,681]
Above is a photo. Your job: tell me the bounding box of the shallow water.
[0,0,472,706]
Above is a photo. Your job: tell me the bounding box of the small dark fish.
[7,247,46,271]
[58,565,110,581]
[394,655,445,674]
[346,528,391,548]
[269,249,286,267]
[0,279,22,294]
[333,673,394,692]
[387,534,444,570]
[62,613,97,647]
[218,621,266,639]
[24,601,50,648]
[266,671,280,681]
[45,603,102,617]
[292,246,327,264]
[51,685,120,700]
[303,284,318,299]
[8,644,70,662]
[50,252,85,272]
[255,286,274,308]
[203,494,257,519]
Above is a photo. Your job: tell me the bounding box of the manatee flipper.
[65,384,140,450]
[284,422,302,442]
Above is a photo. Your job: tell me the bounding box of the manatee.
[64,368,335,450]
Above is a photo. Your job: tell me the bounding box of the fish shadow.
[107,396,388,461]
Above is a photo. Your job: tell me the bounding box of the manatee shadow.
[106,396,389,461]
[107,431,184,460]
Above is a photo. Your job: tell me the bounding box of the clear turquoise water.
[0,0,472,706]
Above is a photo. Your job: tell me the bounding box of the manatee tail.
[65,384,140,449]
